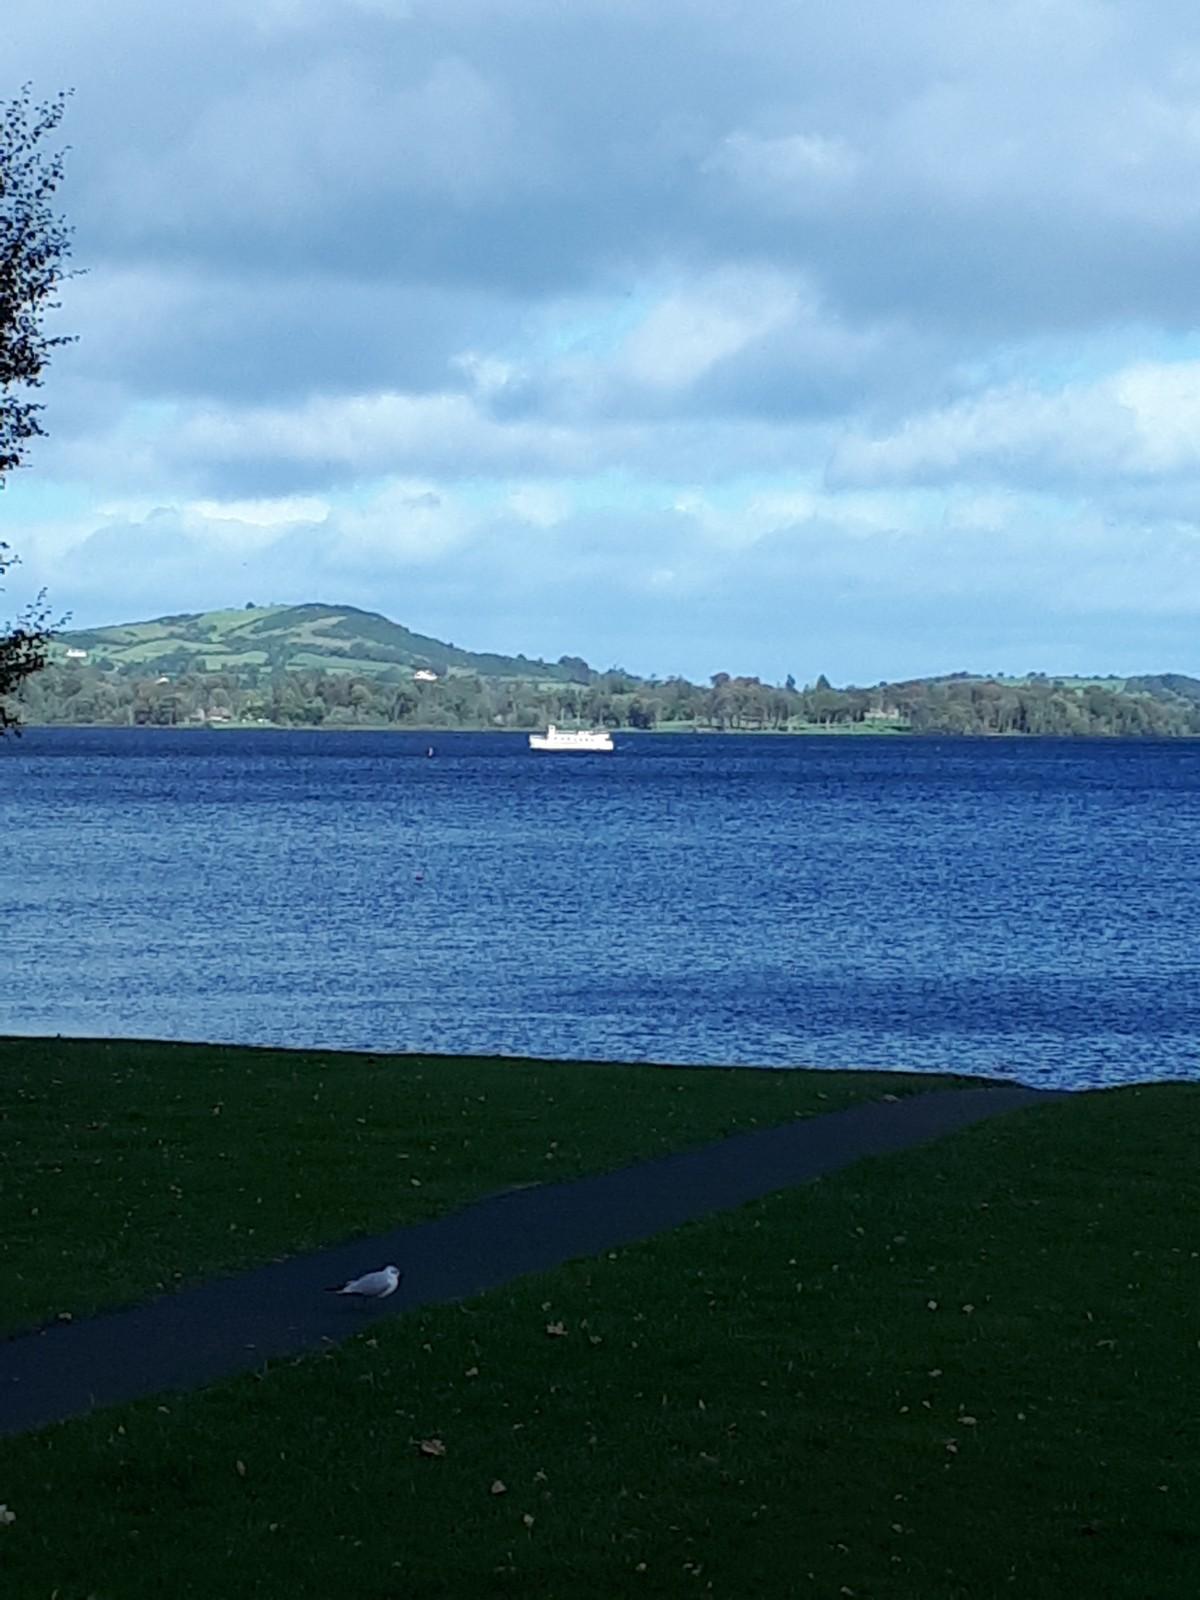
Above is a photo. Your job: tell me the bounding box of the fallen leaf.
[546,1321,567,1337]
[490,1480,507,1495]
[418,1438,447,1457]
[522,1513,535,1527]
[235,1460,247,1477]
[465,1366,480,1377]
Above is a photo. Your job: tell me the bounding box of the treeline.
[885,675,1198,735]
[15,661,1200,736]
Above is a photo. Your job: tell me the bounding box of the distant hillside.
[1008,671,1200,703]
[21,604,1200,736]
[52,603,594,684]
[892,669,1200,705]
[1124,672,1200,705]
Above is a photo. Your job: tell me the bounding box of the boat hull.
[529,725,614,752]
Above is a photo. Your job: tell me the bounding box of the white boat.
[529,723,614,752]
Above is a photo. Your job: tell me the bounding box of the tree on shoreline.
[1,86,74,732]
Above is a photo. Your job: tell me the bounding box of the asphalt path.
[0,1084,1053,1437]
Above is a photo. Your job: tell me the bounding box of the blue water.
[3,727,1199,1090]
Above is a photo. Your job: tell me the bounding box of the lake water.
[3,727,1199,1090]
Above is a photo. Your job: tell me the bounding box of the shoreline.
[11,720,1200,739]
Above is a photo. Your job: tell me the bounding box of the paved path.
[0,1084,1053,1437]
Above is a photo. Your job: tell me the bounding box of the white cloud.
[167,391,592,479]
[453,352,520,397]
[620,272,799,388]
[507,483,570,526]
[830,359,1200,487]
[1111,361,1200,469]
[706,130,861,206]
[187,496,330,528]
[333,481,473,564]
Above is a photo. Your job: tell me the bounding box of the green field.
[0,1053,1194,1599]
[0,1038,947,1336]
[50,603,583,683]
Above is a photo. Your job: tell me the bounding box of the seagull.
[327,1265,403,1299]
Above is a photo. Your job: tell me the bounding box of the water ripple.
[4,728,1198,1090]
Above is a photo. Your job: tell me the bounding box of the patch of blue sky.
[522,287,660,362]
[327,478,393,512]
[118,399,182,435]
[966,325,1200,393]
[443,472,995,531]
[0,476,97,523]
[668,470,825,511]
[445,470,659,518]
[533,470,818,520]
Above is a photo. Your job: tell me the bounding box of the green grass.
[196,650,270,669]
[201,609,289,638]
[790,719,911,735]
[0,1038,949,1335]
[1,1083,1195,1597]
[287,650,402,676]
[115,639,212,663]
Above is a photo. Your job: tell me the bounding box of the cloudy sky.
[6,0,1200,683]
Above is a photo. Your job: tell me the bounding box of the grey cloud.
[14,0,1200,596]
[22,0,1200,318]
[60,266,513,405]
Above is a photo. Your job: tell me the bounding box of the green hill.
[52,602,592,684]
[22,605,1200,735]
[1124,671,1200,705]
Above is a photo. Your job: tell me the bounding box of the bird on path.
[327,1265,403,1299]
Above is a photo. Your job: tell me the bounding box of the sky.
[5,0,1200,684]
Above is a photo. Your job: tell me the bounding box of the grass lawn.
[0,1038,951,1334]
[0,1083,1194,1597]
